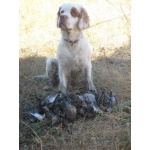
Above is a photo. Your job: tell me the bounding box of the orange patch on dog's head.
[70,7,80,18]
[78,7,90,30]
[81,8,89,24]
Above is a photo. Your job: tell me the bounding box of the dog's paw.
[89,86,97,94]
[59,85,67,95]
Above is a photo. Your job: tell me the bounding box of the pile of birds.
[28,90,118,126]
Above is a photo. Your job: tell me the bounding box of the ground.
[19,0,131,149]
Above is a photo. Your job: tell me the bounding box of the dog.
[33,3,97,94]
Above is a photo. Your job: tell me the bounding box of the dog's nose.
[60,15,68,21]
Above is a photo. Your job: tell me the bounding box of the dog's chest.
[68,49,85,68]
[62,45,86,70]
[69,48,82,61]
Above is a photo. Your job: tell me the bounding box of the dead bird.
[68,93,87,118]
[83,93,100,113]
[27,107,45,123]
[77,107,87,118]
[98,90,118,112]
[42,106,60,125]
[69,92,100,118]
[54,99,77,121]
[40,91,61,108]
[83,93,100,117]
[69,93,87,108]
[27,90,118,125]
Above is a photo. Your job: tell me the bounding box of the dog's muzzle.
[59,15,70,30]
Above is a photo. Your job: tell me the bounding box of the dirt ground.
[19,0,131,149]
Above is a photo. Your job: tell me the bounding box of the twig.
[120,5,130,26]
[85,14,131,30]
[105,0,116,7]
[20,121,43,150]
[104,0,130,26]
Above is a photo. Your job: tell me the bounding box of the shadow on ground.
[19,46,131,149]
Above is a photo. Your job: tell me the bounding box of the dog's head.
[57,3,90,31]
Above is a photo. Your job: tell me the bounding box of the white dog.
[33,3,96,94]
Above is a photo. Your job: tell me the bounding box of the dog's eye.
[61,10,64,14]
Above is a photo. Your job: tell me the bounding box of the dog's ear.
[57,7,61,28]
[78,8,90,30]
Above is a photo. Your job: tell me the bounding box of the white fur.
[33,3,96,93]
[56,3,96,93]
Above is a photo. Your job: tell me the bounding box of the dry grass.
[19,0,131,149]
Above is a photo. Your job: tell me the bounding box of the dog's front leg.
[58,67,68,94]
[86,65,97,93]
